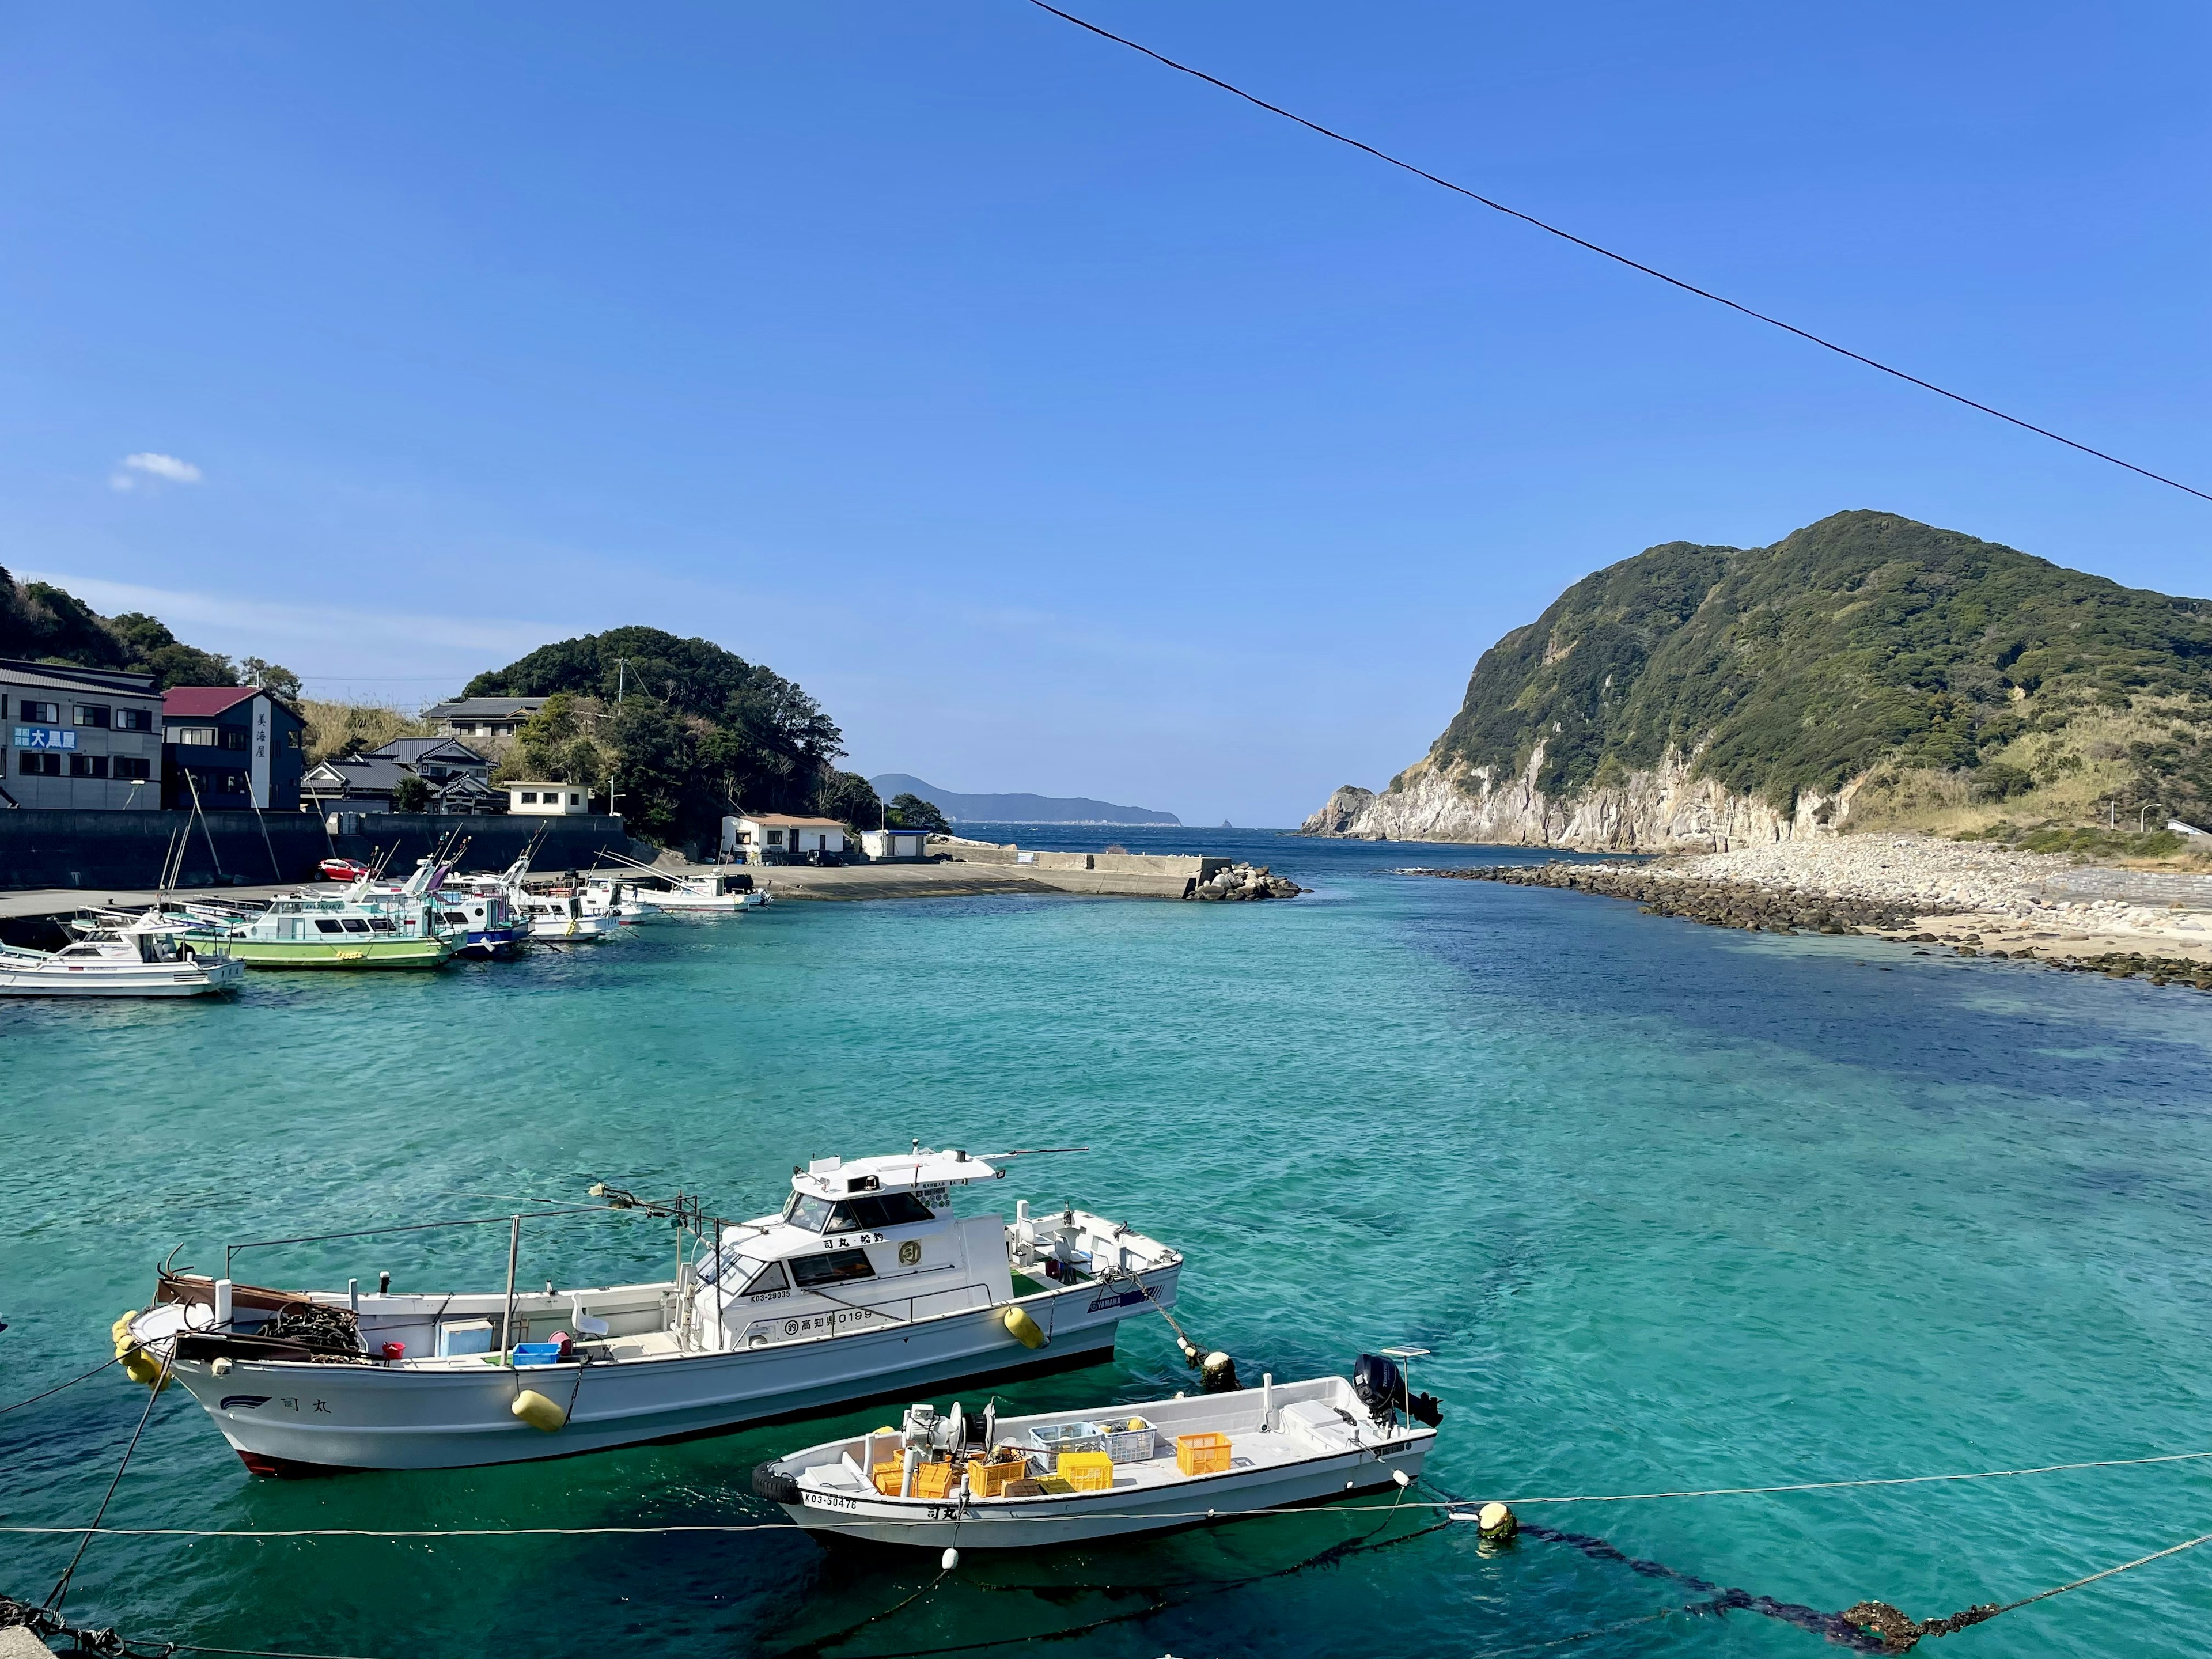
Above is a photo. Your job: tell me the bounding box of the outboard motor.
[1354,1352,1444,1427]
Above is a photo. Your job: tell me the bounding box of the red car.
[319,858,370,882]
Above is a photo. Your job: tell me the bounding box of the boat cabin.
[695,1150,1016,1349]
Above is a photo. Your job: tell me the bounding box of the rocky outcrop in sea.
[1191,862,1302,901]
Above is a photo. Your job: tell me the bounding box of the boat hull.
[0,958,244,997]
[162,1274,1165,1471]
[780,1438,1431,1548]
[228,937,454,970]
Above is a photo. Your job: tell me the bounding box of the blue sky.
[3,3,2206,826]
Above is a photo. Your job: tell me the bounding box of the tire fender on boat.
[1002,1306,1047,1350]
[510,1389,567,1432]
[751,1462,802,1505]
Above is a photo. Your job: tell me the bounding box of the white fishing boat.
[0,910,243,998]
[594,852,767,914]
[517,889,620,941]
[122,1146,1181,1474]
[578,877,660,922]
[753,1358,1441,1548]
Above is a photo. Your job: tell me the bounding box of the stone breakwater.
[1416,831,2212,992]
[1192,862,1303,901]
[1415,863,1940,934]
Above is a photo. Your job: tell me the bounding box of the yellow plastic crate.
[1175,1433,1231,1476]
[1056,1450,1115,1492]
[968,1456,1029,1498]
[871,1460,906,1496]
[913,1460,957,1499]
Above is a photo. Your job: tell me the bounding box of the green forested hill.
[1429,512,2212,827]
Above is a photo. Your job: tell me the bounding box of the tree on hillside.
[816,771,882,830]
[240,657,303,702]
[515,694,609,786]
[888,793,949,833]
[465,626,844,847]
[105,612,241,689]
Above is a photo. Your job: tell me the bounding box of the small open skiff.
[753,1359,1439,1548]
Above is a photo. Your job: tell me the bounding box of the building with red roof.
[162,685,305,812]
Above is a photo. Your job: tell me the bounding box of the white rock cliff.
[1303,743,1859,851]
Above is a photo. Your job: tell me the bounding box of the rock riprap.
[1191,863,1302,902]
[1417,862,1935,933]
[1411,831,2212,993]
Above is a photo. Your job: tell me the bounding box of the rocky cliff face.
[1300,508,2208,851]
[1304,747,1857,850]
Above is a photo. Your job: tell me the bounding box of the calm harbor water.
[7,827,2212,1658]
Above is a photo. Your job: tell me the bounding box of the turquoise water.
[7,829,2212,1657]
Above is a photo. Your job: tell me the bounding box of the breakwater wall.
[0,809,637,892]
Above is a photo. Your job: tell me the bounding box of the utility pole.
[615,658,627,709]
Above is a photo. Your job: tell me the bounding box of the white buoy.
[1393,1469,1411,1488]
[941,1547,960,1571]
[1477,1501,1518,1543]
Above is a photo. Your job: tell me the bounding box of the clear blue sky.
[3,3,2206,826]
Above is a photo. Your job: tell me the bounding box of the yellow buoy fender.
[511,1389,567,1432]
[111,1312,140,1357]
[1002,1306,1047,1350]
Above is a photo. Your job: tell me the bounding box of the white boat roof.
[790,1147,1003,1200]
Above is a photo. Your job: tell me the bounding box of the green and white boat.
[214,858,464,970]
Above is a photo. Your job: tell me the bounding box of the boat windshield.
[782,1192,936,1232]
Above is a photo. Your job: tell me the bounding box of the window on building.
[73,704,110,728]
[222,728,250,751]
[568,793,581,806]
[766,829,785,844]
[18,751,60,775]
[519,791,537,804]
[170,726,217,747]
[21,700,60,724]
[284,729,300,748]
[791,1249,878,1289]
[112,757,151,781]
[113,707,153,732]
[68,754,109,779]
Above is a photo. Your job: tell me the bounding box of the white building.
[859,827,929,862]
[509,781,591,815]
[722,813,847,862]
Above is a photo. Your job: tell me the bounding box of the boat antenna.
[971,1145,1092,1161]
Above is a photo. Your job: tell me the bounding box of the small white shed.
[860,828,930,862]
[508,781,589,816]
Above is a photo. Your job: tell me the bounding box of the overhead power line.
[1026,1,2211,506]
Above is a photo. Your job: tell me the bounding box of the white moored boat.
[0,910,243,998]
[122,1146,1181,1474]
[753,1359,1441,1548]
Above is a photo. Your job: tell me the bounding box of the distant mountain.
[870,773,1180,825]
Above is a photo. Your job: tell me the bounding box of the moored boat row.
[0,845,774,995]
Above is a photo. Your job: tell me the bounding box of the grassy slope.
[1422,510,2212,842]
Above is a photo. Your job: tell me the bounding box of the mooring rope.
[1492,1446,2212,1508]
[0,1354,122,1418]
[46,1350,172,1614]
[10,1440,2211,1541]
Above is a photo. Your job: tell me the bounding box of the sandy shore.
[1647,834,2212,967]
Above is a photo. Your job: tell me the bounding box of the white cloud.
[109,452,203,491]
